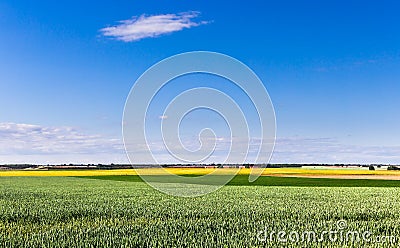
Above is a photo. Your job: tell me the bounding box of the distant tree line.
[1,163,399,171]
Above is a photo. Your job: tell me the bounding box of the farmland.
[2,166,400,177]
[1,171,400,247]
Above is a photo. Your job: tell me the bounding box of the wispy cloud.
[2,123,399,164]
[0,123,127,164]
[142,136,400,164]
[100,11,207,42]
[271,137,400,164]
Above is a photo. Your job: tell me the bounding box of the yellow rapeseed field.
[0,169,137,177]
[1,167,400,177]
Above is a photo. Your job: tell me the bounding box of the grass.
[79,174,400,187]
[1,170,400,247]
[0,176,399,247]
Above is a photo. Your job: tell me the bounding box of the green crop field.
[1,176,400,247]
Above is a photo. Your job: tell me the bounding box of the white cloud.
[0,123,127,164]
[100,11,207,42]
[139,136,400,164]
[271,137,400,164]
[1,123,399,164]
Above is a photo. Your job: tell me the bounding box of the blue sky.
[0,0,399,164]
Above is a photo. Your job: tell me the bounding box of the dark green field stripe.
[75,175,400,187]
